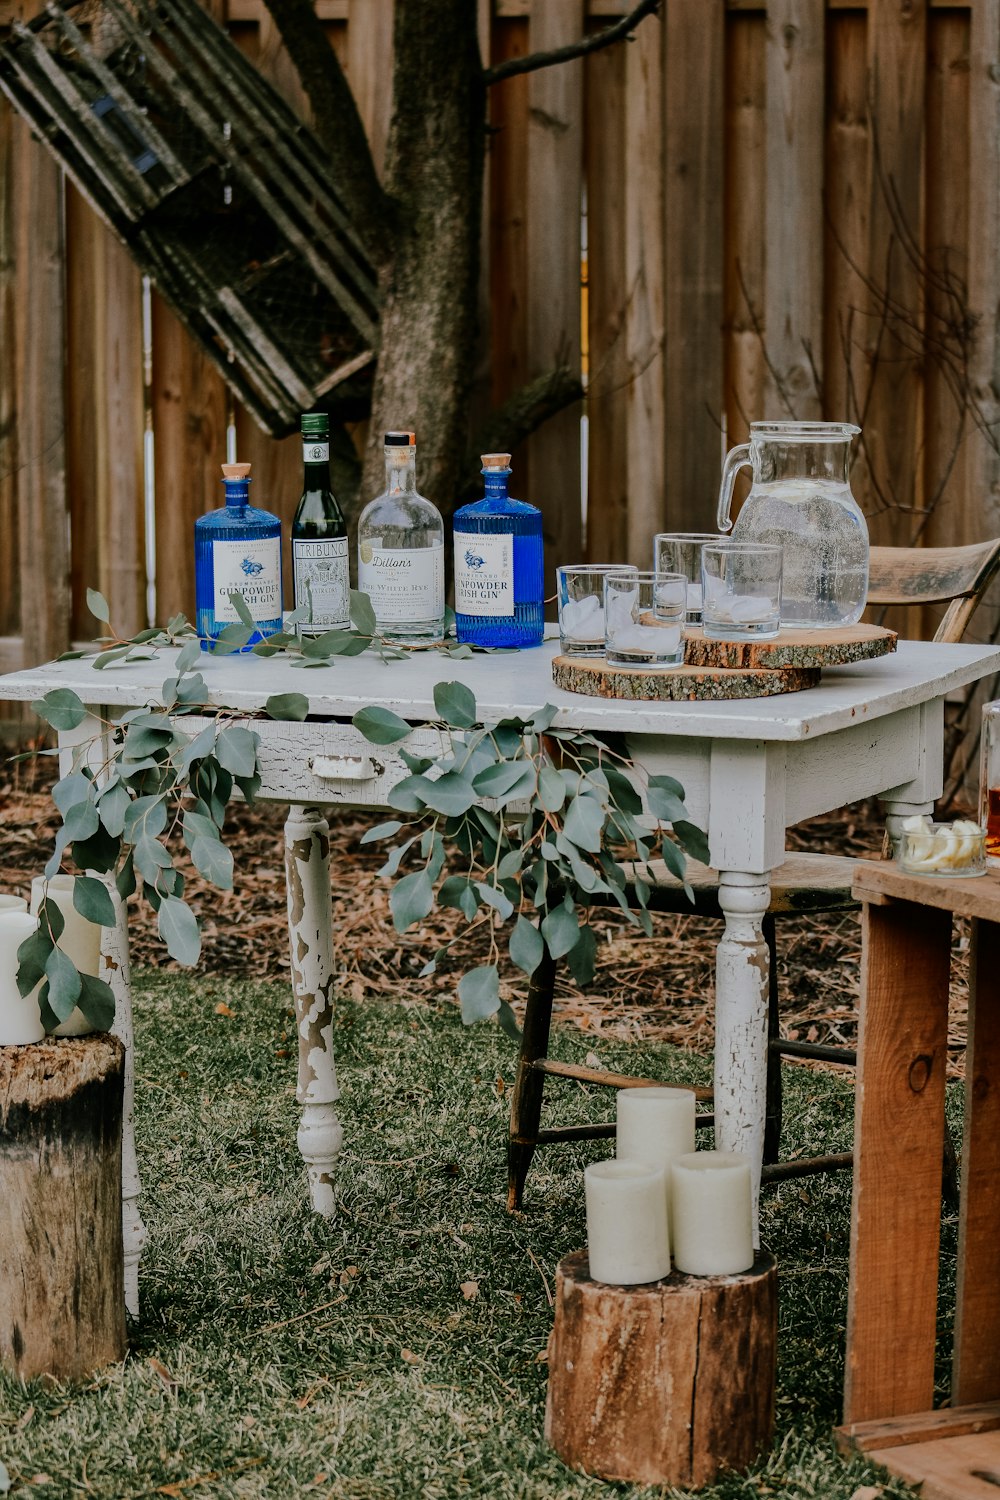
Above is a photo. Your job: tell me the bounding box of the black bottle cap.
[384,431,414,446]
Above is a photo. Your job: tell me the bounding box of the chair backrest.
[867,538,1000,643]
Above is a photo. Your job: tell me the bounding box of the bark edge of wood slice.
[684,622,896,670]
[552,656,820,700]
[0,1035,127,1382]
[545,1248,777,1488]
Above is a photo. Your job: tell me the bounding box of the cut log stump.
[0,1035,126,1381]
[546,1248,777,1488]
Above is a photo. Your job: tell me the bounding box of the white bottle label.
[358,542,444,624]
[213,536,282,622]
[302,440,329,464]
[293,537,349,630]
[454,531,515,618]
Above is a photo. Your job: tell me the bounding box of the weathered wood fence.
[2,0,999,715]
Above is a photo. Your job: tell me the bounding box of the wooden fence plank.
[0,98,18,645]
[764,0,824,418]
[864,0,927,544]
[489,12,530,477]
[724,9,767,462]
[584,38,628,564]
[664,0,725,530]
[347,0,394,177]
[65,184,101,641]
[966,0,1000,541]
[526,0,584,584]
[623,8,665,562]
[98,227,145,636]
[14,120,69,666]
[823,8,870,434]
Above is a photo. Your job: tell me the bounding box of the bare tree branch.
[484,0,659,87]
[458,366,584,504]
[260,0,391,261]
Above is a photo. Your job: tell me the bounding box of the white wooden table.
[1,638,997,1314]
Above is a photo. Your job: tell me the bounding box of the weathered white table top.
[1,637,997,742]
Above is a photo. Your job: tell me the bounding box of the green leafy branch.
[353,683,709,1039]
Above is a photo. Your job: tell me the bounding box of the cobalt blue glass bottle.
[453,453,544,648]
[194,462,283,651]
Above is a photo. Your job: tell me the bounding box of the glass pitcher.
[717,421,868,629]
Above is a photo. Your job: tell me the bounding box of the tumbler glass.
[701,543,782,639]
[557,564,638,657]
[603,571,686,667]
[654,533,720,623]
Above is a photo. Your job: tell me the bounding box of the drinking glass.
[603,571,686,667]
[654,533,720,623]
[701,543,782,639]
[557,564,638,657]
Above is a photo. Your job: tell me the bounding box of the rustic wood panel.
[823,9,870,436]
[0,99,17,644]
[525,0,584,581]
[664,0,725,530]
[584,38,628,563]
[488,12,530,488]
[764,0,824,418]
[724,10,766,464]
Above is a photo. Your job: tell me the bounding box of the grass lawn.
[0,970,952,1499]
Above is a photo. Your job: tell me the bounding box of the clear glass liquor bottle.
[292,412,349,634]
[194,462,283,651]
[357,431,445,645]
[453,452,544,648]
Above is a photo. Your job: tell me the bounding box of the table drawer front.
[183,717,448,807]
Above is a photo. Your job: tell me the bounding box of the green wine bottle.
[292,412,349,634]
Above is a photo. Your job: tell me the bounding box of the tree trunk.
[0,1035,127,1381]
[546,1248,777,1487]
[361,0,486,521]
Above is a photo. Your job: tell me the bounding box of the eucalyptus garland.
[15,589,706,1037]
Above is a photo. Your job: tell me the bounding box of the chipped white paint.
[284,805,342,1217]
[103,880,146,1318]
[714,874,771,1248]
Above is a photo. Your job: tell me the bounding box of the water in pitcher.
[731,478,869,628]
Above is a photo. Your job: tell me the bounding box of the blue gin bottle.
[453,453,544,647]
[195,462,283,651]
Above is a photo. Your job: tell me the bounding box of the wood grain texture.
[545,1248,776,1488]
[97,224,145,636]
[724,10,766,461]
[0,1035,126,1381]
[552,655,820,699]
[664,0,725,531]
[0,99,18,646]
[954,917,1000,1405]
[526,0,584,580]
[966,0,1000,541]
[683,622,896,668]
[763,0,824,418]
[866,1431,1000,1500]
[823,9,869,446]
[844,896,951,1425]
[838,1400,1000,1456]
[346,0,394,175]
[489,15,530,486]
[852,863,1000,924]
[868,539,1000,605]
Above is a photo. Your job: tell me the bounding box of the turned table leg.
[284,806,342,1217]
[715,872,772,1247]
[104,883,146,1320]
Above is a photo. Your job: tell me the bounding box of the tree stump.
[546,1248,777,1488]
[551,657,819,701]
[0,1035,127,1381]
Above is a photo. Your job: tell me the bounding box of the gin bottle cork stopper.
[481,453,511,468]
[221,463,252,479]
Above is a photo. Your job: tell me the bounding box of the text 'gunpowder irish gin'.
[453,452,543,648]
[357,431,445,645]
[194,462,283,651]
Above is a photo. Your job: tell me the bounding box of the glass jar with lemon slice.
[898,815,987,878]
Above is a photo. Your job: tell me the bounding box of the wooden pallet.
[551,658,820,701]
[837,1402,1000,1500]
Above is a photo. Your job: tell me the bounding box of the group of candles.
[584,1087,754,1285]
[0,875,103,1044]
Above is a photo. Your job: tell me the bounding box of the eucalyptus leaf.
[178,723,217,770]
[31,687,87,731]
[433,680,477,730]
[562,794,606,853]
[529,704,559,732]
[215,726,258,778]
[509,915,544,977]
[458,964,500,1025]
[412,771,477,818]
[134,835,172,883]
[174,637,203,674]
[77,972,116,1030]
[96,779,130,837]
[212,622,254,654]
[473,760,534,800]
[64,798,99,843]
[647,786,688,825]
[673,819,711,866]
[541,898,580,960]
[93,645,133,669]
[87,587,111,623]
[475,882,513,920]
[497,999,522,1043]
[45,944,82,1020]
[158,896,202,966]
[350,590,377,636]
[52,772,93,814]
[227,589,257,630]
[536,765,565,813]
[16,926,52,998]
[353,706,411,745]
[71,823,120,875]
[116,852,136,901]
[360,820,403,845]
[191,835,234,890]
[72,875,116,927]
[124,794,168,843]
[265,692,310,722]
[390,869,434,934]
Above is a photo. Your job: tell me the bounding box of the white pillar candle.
[30,875,102,1038]
[0,896,27,914]
[616,1087,696,1169]
[670,1150,754,1276]
[0,911,45,1045]
[584,1160,671,1285]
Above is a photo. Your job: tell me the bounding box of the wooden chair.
[507,537,1000,1211]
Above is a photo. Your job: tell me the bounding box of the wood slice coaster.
[552,655,820,701]
[683,621,896,670]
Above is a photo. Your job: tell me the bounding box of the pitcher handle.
[717,443,752,533]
